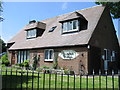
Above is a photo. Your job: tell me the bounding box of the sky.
[1,2,119,43]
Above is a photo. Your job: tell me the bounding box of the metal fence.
[1,68,120,89]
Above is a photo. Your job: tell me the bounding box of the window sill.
[44,59,53,62]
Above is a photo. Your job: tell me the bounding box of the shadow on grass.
[2,74,38,89]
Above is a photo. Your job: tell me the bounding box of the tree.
[95,1,120,19]
[0,38,6,53]
[0,0,4,22]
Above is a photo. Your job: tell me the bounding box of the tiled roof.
[8,5,105,50]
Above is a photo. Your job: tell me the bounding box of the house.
[7,5,120,74]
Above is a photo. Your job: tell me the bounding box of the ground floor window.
[17,50,30,63]
[44,49,54,61]
[103,49,116,61]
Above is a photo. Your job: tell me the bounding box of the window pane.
[49,50,53,59]
[18,51,20,64]
[104,49,107,60]
[63,22,67,32]
[24,51,26,61]
[68,21,72,30]
[27,51,30,60]
[21,51,23,63]
[73,20,78,29]
[45,50,48,59]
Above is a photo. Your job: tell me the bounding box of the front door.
[11,52,15,65]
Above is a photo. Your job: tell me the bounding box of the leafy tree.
[0,0,4,22]
[0,38,6,53]
[0,54,10,66]
[95,1,120,19]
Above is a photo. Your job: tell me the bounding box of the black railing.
[1,68,120,89]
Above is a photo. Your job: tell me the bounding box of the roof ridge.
[41,5,103,22]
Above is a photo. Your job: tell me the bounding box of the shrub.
[23,60,29,68]
[52,62,58,69]
[64,69,70,75]
[18,60,29,69]
[41,65,49,69]
[32,55,40,70]
[36,67,42,72]
[1,54,10,66]
[19,63,24,67]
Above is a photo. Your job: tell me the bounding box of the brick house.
[7,5,120,74]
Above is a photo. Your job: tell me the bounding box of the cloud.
[61,2,68,10]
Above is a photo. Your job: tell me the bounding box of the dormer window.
[62,20,79,33]
[27,29,37,39]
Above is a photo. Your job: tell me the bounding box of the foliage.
[23,60,29,68]
[36,67,42,72]
[52,62,58,69]
[19,63,24,67]
[32,55,40,70]
[0,1,4,22]
[64,69,70,74]
[41,65,50,69]
[18,60,29,68]
[0,38,6,53]
[95,1,120,19]
[1,54,10,66]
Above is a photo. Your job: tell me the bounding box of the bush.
[1,54,10,66]
[36,67,42,72]
[19,63,24,67]
[18,60,29,69]
[23,60,29,68]
[41,65,50,69]
[64,69,70,75]
[52,62,58,69]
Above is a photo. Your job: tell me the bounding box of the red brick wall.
[8,47,88,74]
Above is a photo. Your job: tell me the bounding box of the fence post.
[112,70,114,90]
[55,73,57,90]
[93,70,95,90]
[86,74,88,90]
[61,73,63,90]
[16,69,18,89]
[80,74,82,90]
[10,67,12,88]
[49,73,51,90]
[73,74,75,90]
[32,70,34,90]
[5,68,7,89]
[21,69,23,90]
[105,70,107,90]
[43,72,45,90]
[99,70,101,90]
[26,70,28,90]
[37,72,39,90]
[67,74,69,90]
[118,70,120,89]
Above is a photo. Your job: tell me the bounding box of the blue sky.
[1,2,119,42]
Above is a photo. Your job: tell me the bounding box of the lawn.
[1,67,119,89]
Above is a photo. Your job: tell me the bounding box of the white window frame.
[62,20,79,33]
[111,51,116,61]
[17,50,30,64]
[103,49,116,62]
[27,29,37,38]
[44,49,54,61]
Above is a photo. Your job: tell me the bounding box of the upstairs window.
[27,29,37,39]
[62,20,79,33]
[44,49,54,61]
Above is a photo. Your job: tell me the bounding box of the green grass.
[1,67,119,89]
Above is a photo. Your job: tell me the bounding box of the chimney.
[29,20,36,24]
